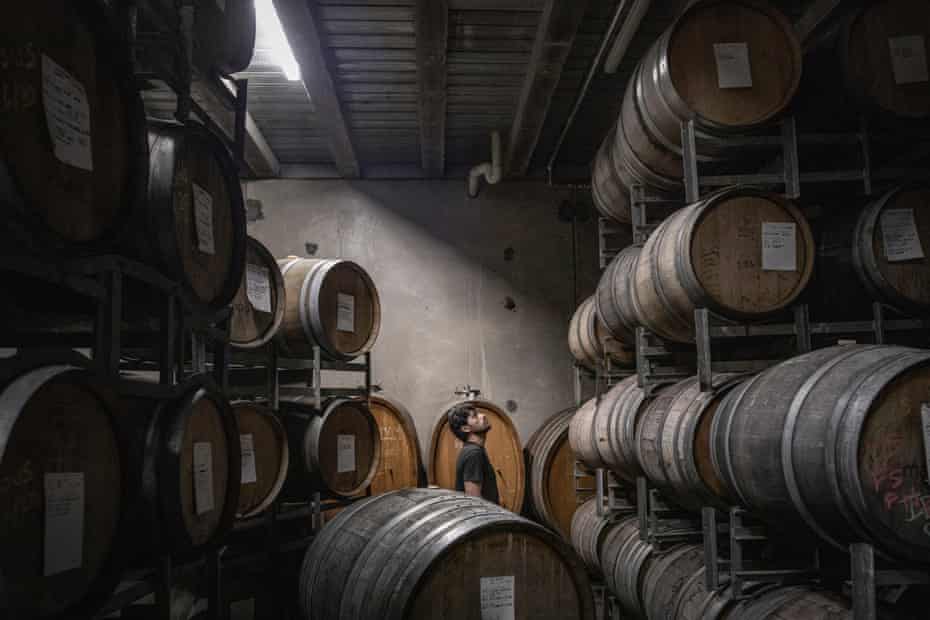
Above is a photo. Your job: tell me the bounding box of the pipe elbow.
[466,131,503,198]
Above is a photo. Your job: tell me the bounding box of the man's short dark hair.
[447,404,476,442]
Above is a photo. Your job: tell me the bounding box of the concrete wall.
[244,178,599,455]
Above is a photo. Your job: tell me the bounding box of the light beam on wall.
[255,0,301,81]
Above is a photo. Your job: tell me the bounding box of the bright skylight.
[255,0,300,81]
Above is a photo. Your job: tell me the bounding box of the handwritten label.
[194,442,215,515]
[230,598,254,620]
[922,405,930,486]
[337,293,355,333]
[881,208,924,262]
[245,264,272,313]
[480,575,515,620]
[44,473,84,576]
[240,434,257,484]
[889,35,929,85]
[713,42,753,89]
[41,54,93,170]
[762,222,797,271]
[337,434,356,473]
[192,183,216,255]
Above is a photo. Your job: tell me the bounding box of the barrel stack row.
[569,343,930,617]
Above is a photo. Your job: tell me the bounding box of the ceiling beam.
[415,0,448,177]
[506,0,590,176]
[448,0,545,9]
[273,0,361,178]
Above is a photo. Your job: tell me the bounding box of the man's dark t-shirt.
[454,442,500,505]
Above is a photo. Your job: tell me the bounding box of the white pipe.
[467,131,502,198]
[604,0,652,74]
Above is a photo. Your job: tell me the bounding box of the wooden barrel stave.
[711,345,930,564]
[729,586,852,619]
[641,543,705,620]
[276,257,382,361]
[595,246,640,345]
[300,488,594,620]
[569,397,603,471]
[599,515,655,617]
[569,296,634,371]
[569,497,613,574]
[232,402,288,518]
[591,129,633,224]
[0,0,147,252]
[230,237,286,349]
[364,395,425,494]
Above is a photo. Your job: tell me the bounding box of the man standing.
[448,403,500,505]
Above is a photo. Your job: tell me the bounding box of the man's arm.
[461,451,484,497]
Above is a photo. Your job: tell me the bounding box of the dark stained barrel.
[122,377,240,554]
[815,185,930,319]
[711,345,930,564]
[0,0,147,252]
[232,402,288,518]
[526,408,594,539]
[276,257,382,361]
[299,488,595,620]
[635,373,746,510]
[569,377,660,482]
[595,245,641,345]
[569,498,615,574]
[141,120,247,312]
[280,397,381,498]
[642,544,705,620]
[0,363,125,618]
[632,188,815,343]
[728,586,852,618]
[230,236,286,350]
[599,516,655,617]
[194,0,257,75]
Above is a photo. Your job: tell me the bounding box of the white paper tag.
[889,35,929,85]
[761,222,797,271]
[41,54,93,171]
[192,183,216,255]
[337,434,356,473]
[44,472,84,576]
[881,208,925,262]
[337,293,355,333]
[713,42,753,89]
[230,599,255,620]
[480,575,515,620]
[245,264,272,313]
[240,434,258,484]
[194,442,215,515]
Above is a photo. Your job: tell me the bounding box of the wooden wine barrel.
[569,498,615,574]
[636,0,802,156]
[276,257,382,361]
[142,119,247,312]
[194,0,257,75]
[280,397,381,498]
[728,586,851,618]
[569,377,657,482]
[0,363,125,618]
[0,0,147,253]
[365,395,426,494]
[232,402,288,518]
[595,245,641,345]
[591,128,633,224]
[299,488,595,620]
[641,544,705,620]
[631,188,815,343]
[840,0,930,119]
[711,345,930,564]
[635,373,746,511]
[526,408,594,538]
[569,296,635,371]
[428,398,524,512]
[599,516,655,617]
[230,237,286,350]
[815,185,930,319]
[674,569,776,619]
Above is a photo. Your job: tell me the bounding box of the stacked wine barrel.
[230,237,286,349]
[568,295,634,370]
[592,0,802,223]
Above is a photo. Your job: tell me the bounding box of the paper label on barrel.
[230,599,255,619]
[41,54,93,171]
[881,208,924,262]
[480,575,515,620]
[43,472,84,576]
[337,434,356,473]
[192,183,216,255]
[889,35,929,85]
[194,442,215,515]
[713,42,753,89]
[761,222,797,271]
[246,264,272,313]
[240,434,258,484]
[337,293,355,333]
